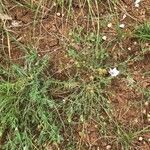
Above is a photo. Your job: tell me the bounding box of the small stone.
[135,3,139,7]
[119,24,125,28]
[102,35,107,40]
[145,43,149,47]
[142,109,146,114]
[107,23,112,28]
[53,2,57,6]
[128,47,131,50]
[144,101,149,106]
[56,12,61,16]
[139,136,143,141]
[106,145,111,149]
[133,41,137,45]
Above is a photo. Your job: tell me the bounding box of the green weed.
[135,22,150,41]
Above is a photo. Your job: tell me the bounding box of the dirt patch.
[0,0,150,149]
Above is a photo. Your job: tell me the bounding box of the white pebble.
[138,136,143,141]
[102,36,107,41]
[107,23,112,28]
[56,12,61,16]
[128,47,131,50]
[106,145,111,150]
[119,24,125,28]
[135,3,139,7]
[144,101,149,106]
[142,109,146,114]
[134,0,141,7]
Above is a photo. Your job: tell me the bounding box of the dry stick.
[6,31,11,59]
[3,20,11,59]
[117,2,139,22]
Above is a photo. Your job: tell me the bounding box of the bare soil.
[0,0,150,149]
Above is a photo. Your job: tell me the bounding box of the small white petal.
[109,68,120,77]
[119,24,125,28]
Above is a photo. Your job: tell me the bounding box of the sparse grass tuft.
[135,22,150,41]
[0,51,63,149]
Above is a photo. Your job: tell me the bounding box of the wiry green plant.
[135,22,150,41]
[0,51,63,149]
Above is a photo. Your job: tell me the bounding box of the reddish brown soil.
[0,0,150,149]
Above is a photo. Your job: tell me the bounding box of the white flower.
[109,68,120,77]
